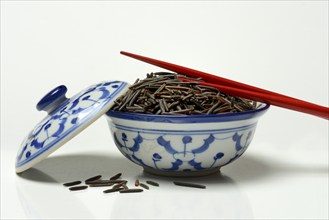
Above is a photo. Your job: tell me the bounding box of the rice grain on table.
[103,187,124,193]
[139,183,150,190]
[63,181,82,187]
[120,189,144,193]
[146,180,160,187]
[173,181,206,189]
[85,175,102,183]
[109,173,122,180]
[69,185,88,191]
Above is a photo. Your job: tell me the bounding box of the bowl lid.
[15,81,130,173]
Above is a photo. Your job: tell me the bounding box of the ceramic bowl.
[105,103,269,177]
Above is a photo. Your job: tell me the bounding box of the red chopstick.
[120,51,329,120]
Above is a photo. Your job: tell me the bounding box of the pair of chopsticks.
[120,51,329,120]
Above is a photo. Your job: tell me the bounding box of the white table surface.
[1,1,328,219]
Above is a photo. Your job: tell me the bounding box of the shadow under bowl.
[105,103,269,177]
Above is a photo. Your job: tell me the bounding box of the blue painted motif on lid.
[16,81,129,172]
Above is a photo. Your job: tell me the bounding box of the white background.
[1,1,328,219]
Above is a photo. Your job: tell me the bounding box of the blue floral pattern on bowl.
[111,124,254,172]
[107,104,268,176]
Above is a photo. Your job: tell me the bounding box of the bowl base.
[143,167,220,177]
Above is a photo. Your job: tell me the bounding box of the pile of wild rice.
[111,72,257,114]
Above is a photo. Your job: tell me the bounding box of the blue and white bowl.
[106,104,269,177]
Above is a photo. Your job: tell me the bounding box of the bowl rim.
[106,103,270,123]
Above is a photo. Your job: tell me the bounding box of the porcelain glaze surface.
[106,104,269,176]
[16,81,129,173]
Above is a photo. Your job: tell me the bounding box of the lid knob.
[36,85,68,114]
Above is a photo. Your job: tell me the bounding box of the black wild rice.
[119,188,144,193]
[173,181,206,189]
[146,180,159,187]
[88,183,115,187]
[63,181,82,187]
[139,183,149,190]
[87,180,127,187]
[110,72,258,115]
[69,185,88,191]
[103,187,124,193]
[109,173,122,180]
[85,175,102,183]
